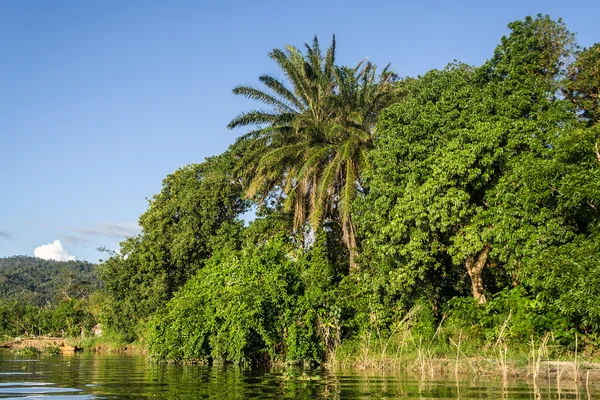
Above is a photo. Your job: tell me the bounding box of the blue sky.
[0,0,598,262]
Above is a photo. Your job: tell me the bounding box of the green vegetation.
[97,153,248,341]
[14,345,61,356]
[0,256,100,306]
[0,256,101,338]
[228,36,396,271]
[3,15,598,372]
[102,15,600,366]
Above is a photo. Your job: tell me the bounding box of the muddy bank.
[1,336,145,355]
[1,337,82,353]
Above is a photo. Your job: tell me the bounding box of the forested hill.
[0,256,101,306]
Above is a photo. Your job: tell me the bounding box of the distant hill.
[0,256,102,306]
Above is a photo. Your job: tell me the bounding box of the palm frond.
[232,85,297,113]
[258,75,305,111]
[228,35,395,271]
[228,110,294,129]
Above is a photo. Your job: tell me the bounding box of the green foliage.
[0,256,101,306]
[146,224,352,364]
[524,232,600,331]
[43,346,61,356]
[566,43,600,124]
[445,288,575,346]
[0,298,96,337]
[146,235,300,363]
[16,346,41,355]
[0,257,100,338]
[229,36,396,270]
[357,15,582,309]
[98,152,248,340]
[13,345,61,356]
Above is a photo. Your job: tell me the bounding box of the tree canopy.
[98,152,248,339]
[43,16,600,364]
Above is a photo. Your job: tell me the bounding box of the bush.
[146,236,327,364]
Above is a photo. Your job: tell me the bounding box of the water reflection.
[0,349,597,399]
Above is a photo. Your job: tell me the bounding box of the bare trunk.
[349,248,358,274]
[465,244,491,304]
[346,219,359,275]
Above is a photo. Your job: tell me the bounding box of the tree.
[228,36,395,272]
[566,43,600,125]
[98,152,248,338]
[358,16,578,304]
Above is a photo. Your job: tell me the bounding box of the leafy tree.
[566,43,600,125]
[146,234,304,363]
[145,212,353,364]
[519,119,600,330]
[358,16,578,305]
[98,152,248,338]
[228,36,395,271]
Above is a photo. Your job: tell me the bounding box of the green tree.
[228,36,394,271]
[358,16,578,305]
[520,119,600,330]
[566,43,600,125]
[98,152,248,338]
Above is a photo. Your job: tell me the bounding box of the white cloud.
[34,240,76,261]
[73,221,141,238]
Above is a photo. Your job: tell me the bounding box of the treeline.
[95,15,600,364]
[0,256,101,306]
[0,256,102,337]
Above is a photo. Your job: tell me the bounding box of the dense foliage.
[0,256,101,337]
[0,256,100,306]
[40,15,599,364]
[358,16,600,330]
[97,152,248,340]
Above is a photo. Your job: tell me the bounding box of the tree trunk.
[346,219,359,275]
[465,244,491,304]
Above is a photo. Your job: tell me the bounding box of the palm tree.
[228,36,394,272]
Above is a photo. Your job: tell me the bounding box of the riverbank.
[332,353,600,382]
[3,349,596,400]
[0,335,146,356]
[3,334,600,384]
[329,333,600,383]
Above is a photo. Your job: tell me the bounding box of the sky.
[0,0,598,263]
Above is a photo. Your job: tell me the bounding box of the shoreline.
[0,336,145,356]
[3,336,600,383]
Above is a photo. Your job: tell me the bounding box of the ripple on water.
[0,382,82,396]
[0,372,32,375]
[1,396,94,400]
[0,382,52,387]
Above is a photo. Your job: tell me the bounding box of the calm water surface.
[0,349,596,399]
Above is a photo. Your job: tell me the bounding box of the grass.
[330,309,600,383]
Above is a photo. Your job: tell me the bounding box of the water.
[0,349,596,399]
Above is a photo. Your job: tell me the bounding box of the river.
[0,349,596,399]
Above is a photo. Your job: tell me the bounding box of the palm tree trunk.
[345,220,359,274]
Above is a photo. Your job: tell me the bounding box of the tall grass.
[332,305,598,384]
